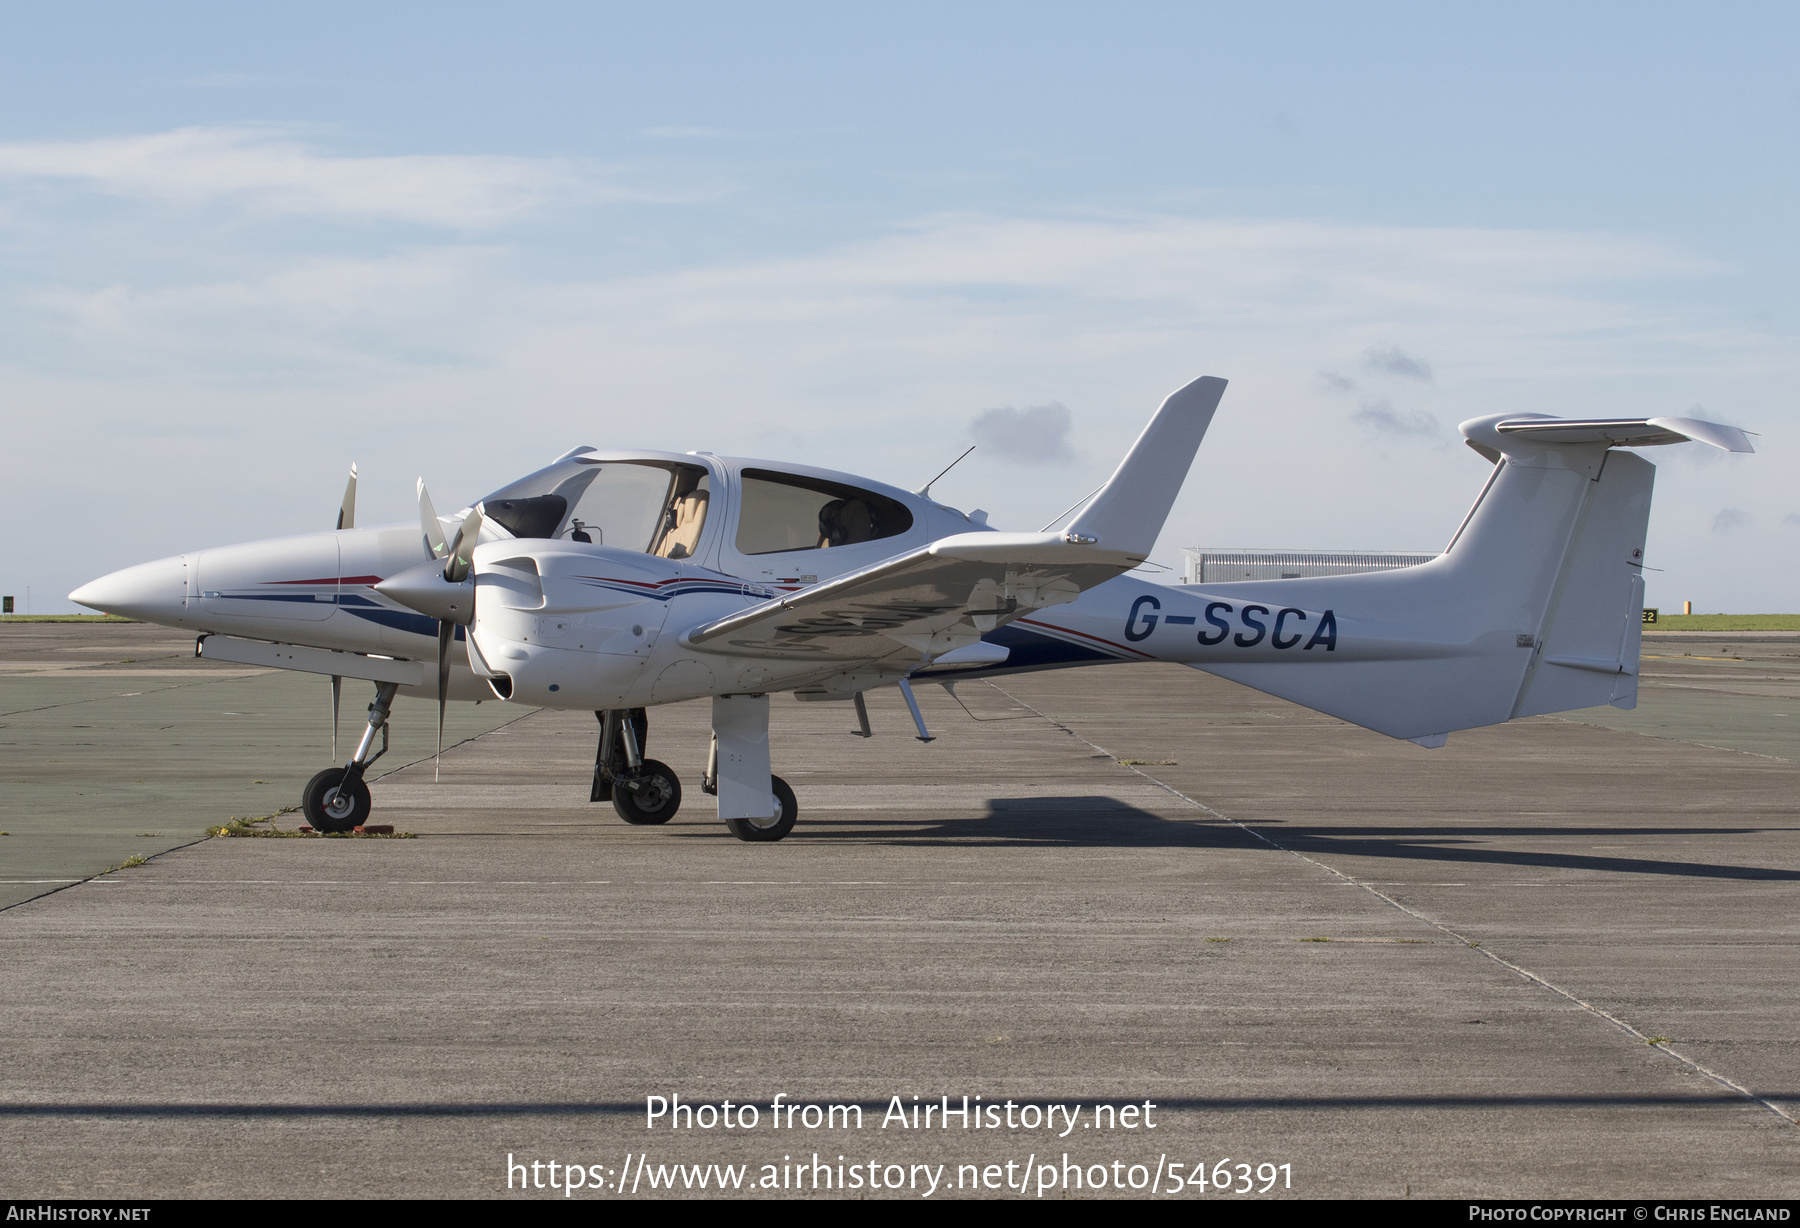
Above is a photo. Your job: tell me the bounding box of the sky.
[2,2,1796,612]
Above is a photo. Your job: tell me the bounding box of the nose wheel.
[302,767,372,832]
[300,681,396,833]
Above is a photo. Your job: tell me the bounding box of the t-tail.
[1016,411,1754,745]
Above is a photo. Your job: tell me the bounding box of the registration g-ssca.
[1125,594,1338,651]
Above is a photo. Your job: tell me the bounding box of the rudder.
[1511,449,1652,717]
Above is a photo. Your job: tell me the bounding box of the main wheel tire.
[611,759,681,825]
[302,767,371,834]
[725,775,797,843]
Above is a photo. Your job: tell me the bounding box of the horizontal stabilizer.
[1491,415,1754,453]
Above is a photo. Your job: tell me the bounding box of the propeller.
[331,462,356,757]
[377,483,485,778]
[415,482,483,781]
[417,478,448,561]
[337,463,358,531]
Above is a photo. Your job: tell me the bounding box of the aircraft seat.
[655,490,709,559]
[817,497,875,548]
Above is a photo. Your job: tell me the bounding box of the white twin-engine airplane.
[70,376,1755,842]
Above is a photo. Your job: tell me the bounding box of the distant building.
[1181,548,1439,586]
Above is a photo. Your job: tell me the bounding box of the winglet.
[1062,375,1227,558]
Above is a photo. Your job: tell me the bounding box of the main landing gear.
[591,696,799,842]
[709,694,797,843]
[590,708,682,826]
[301,681,397,833]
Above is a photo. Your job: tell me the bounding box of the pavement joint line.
[366,705,542,785]
[1541,714,1796,764]
[981,678,1800,1130]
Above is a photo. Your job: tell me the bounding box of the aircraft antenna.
[914,446,975,498]
[1037,482,1106,533]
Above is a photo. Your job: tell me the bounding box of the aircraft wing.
[679,533,1136,663]
[680,374,1228,665]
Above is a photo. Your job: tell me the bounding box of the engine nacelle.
[467,540,677,707]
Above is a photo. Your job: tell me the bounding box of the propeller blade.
[330,674,342,759]
[444,505,483,583]
[336,463,357,531]
[417,479,448,561]
[436,619,453,782]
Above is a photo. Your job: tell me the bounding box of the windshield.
[481,458,710,556]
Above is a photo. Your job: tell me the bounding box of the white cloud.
[1362,344,1433,381]
[0,126,653,227]
[969,403,1076,464]
[1352,400,1438,437]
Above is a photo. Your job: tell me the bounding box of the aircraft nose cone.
[69,555,188,622]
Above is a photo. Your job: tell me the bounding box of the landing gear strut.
[592,708,680,825]
[301,681,397,833]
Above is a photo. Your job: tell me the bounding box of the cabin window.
[734,469,913,556]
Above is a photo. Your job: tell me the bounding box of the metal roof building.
[1181,548,1439,586]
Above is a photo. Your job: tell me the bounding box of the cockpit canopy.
[476,450,934,571]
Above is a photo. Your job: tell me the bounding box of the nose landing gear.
[301,681,397,833]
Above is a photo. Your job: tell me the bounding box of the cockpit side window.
[734,469,914,556]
